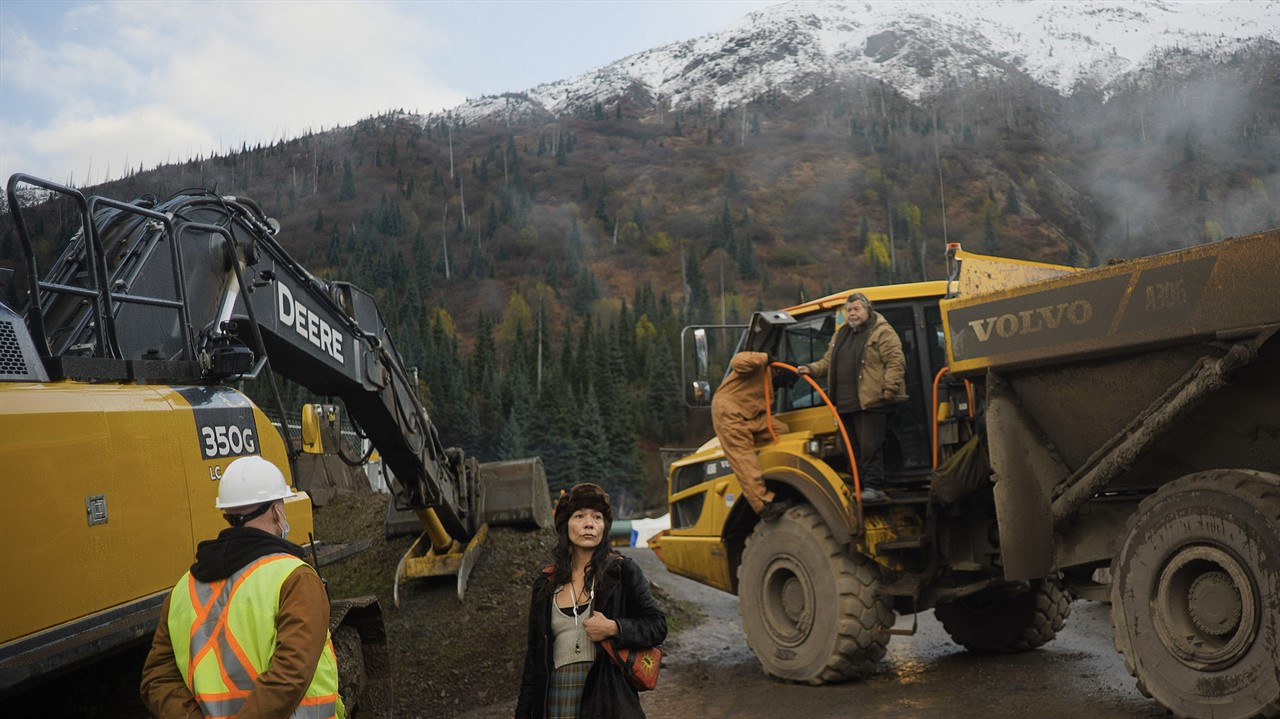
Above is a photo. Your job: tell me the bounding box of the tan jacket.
[805,311,906,410]
[711,351,773,425]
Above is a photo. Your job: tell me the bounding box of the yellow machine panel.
[657,535,734,593]
[0,381,308,646]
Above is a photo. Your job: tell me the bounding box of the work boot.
[759,498,793,523]
[859,486,888,504]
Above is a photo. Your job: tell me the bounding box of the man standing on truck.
[712,351,793,522]
[140,456,344,719]
[799,292,905,503]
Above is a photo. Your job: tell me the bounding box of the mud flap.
[986,374,1065,580]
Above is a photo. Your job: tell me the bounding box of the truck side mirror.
[694,328,709,378]
[301,403,342,454]
[691,379,712,405]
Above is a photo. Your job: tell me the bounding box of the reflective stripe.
[293,695,339,719]
[198,695,245,719]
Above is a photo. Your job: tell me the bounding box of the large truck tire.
[737,503,894,684]
[1110,470,1280,719]
[934,576,1071,653]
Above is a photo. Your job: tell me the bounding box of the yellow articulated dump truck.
[658,230,1280,719]
[0,175,550,712]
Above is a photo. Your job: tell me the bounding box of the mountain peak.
[448,0,1278,123]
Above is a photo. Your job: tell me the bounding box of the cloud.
[1,1,468,185]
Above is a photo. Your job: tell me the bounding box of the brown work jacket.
[806,312,906,411]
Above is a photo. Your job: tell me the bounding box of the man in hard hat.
[140,455,344,719]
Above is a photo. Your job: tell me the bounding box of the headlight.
[806,439,822,456]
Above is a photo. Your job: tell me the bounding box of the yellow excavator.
[0,174,550,711]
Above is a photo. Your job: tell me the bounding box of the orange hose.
[931,366,976,469]
[763,361,863,519]
[931,366,948,469]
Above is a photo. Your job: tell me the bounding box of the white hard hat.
[216,456,296,509]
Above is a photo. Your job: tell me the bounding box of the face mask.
[276,506,291,540]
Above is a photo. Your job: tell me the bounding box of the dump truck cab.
[662,280,955,593]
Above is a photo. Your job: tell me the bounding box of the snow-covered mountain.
[451,0,1279,123]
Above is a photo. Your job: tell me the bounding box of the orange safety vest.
[167,553,344,719]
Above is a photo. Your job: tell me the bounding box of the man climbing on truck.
[712,351,793,522]
[140,456,343,719]
[798,292,905,502]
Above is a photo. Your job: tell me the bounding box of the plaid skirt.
[546,660,592,719]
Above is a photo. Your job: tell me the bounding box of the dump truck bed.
[939,230,1280,581]
[941,230,1280,377]
[941,230,1280,486]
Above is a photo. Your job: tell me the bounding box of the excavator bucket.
[478,457,553,529]
[393,520,489,606]
[393,456,551,605]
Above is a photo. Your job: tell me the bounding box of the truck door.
[773,301,946,484]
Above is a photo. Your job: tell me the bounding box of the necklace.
[569,577,594,653]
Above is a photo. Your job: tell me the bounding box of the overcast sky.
[0,0,782,188]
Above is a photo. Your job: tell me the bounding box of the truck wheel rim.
[1153,544,1257,670]
[762,555,813,646]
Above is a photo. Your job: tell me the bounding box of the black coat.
[515,553,668,719]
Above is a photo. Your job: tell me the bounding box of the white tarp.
[626,514,670,547]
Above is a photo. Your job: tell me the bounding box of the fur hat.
[554,483,614,528]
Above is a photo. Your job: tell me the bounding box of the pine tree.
[1003,184,1021,216]
[684,249,711,323]
[737,239,759,280]
[644,339,683,442]
[1066,243,1083,268]
[565,315,590,397]
[326,227,342,266]
[598,330,641,492]
[339,158,357,201]
[533,379,576,494]
[566,217,583,276]
[497,407,530,460]
[571,390,610,489]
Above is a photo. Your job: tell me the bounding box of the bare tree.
[442,202,451,280]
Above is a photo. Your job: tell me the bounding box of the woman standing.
[515,483,668,719]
